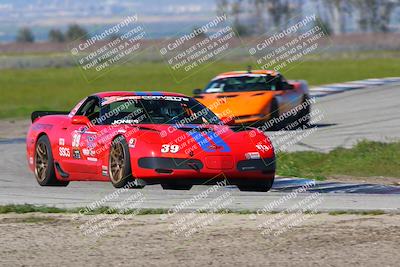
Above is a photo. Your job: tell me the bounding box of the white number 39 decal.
[161,144,179,153]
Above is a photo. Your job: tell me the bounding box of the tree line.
[15,0,400,43]
[216,0,400,35]
[16,24,88,43]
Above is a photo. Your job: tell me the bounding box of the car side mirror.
[221,116,235,126]
[193,88,202,95]
[71,115,91,126]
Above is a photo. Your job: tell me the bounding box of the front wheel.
[34,135,69,186]
[266,99,281,131]
[297,95,311,128]
[109,136,144,189]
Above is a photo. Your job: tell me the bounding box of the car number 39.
[161,144,179,153]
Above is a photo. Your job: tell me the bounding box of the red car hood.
[122,124,253,146]
[132,124,246,144]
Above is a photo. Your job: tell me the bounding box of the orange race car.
[193,70,311,129]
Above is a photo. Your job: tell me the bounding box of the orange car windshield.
[205,75,281,93]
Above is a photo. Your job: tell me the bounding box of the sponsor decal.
[87,141,96,149]
[72,132,81,147]
[207,144,223,150]
[212,73,274,81]
[102,95,189,105]
[87,157,98,162]
[83,148,96,156]
[82,148,96,157]
[141,95,189,102]
[82,148,90,156]
[128,138,136,148]
[29,156,33,164]
[73,149,81,159]
[82,130,97,135]
[102,165,108,171]
[113,120,139,125]
[102,96,139,105]
[161,144,179,153]
[59,138,65,146]
[59,147,71,157]
[242,166,256,170]
[102,170,108,176]
[80,126,88,134]
[245,152,261,160]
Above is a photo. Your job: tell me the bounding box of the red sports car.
[26,91,275,191]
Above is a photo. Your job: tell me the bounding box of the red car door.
[59,97,101,175]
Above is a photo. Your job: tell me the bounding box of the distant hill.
[0,0,216,42]
[1,0,399,42]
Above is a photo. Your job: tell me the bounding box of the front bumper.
[135,156,275,185]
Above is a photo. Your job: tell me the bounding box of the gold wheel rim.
[109,142,125,183]
[35,142,48,182]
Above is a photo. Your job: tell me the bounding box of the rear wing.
[31,111,70,122]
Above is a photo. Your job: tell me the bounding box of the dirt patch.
[0,213,398,266]
[0,119,30,139]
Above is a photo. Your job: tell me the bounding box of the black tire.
[237,178,274,192]
[298,95,311,128]
[109,136,144,189]
[34,135,69,187]
[161,184,193,190]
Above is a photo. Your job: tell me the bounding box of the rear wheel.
[297,95,311,128]
[237,178,274,192]
[109,137,143,189]
[34,135,69,186]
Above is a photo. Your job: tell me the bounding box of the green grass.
[0,205,255,216]
[0,204,237,215]
[277,141,400,180]
[0,56,399,118]
[0,204,68,214]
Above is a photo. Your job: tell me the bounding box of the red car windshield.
[100,96,221,125]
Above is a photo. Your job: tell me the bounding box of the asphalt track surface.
[270,80,400,152]
[0,82,399,212]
